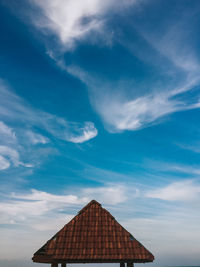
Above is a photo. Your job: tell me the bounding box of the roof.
[32,200,154,264]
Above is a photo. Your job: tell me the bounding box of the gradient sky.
[1,1,200,267]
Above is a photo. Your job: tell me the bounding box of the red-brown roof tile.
[32,200,154,263]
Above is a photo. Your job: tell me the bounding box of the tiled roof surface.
[33,200,154,263]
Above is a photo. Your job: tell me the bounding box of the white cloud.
[0,145,32,169]
[31,0,137,49]
[144,160,200,176]
[0,80,97,171]
[153,24,199,75]
[0,184,129,226]
[32,214,74,231]
[26,130,49,145]
[67,65,200,132]
[18,1,200,134]
[177,142,200,154]
[92,92,181,131]
[67,122,98,143]
[0,80,97,144]
[83,184,128,205]
[165,164,200,176]
[0,189,88,225]
[0,121,16,142]
[146,180,200,202]
[39,115,98,143]
[12,189,87,203]
[62,9,200,133]
[135,12,200,96]
[0,155,10,170]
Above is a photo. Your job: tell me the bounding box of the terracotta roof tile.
[32,200,154,263]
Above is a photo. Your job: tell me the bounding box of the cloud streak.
[0,121,16,143]
[83,184,128,205]
[62,7,200,133]
[146,180,200,202]
[0,183,128,226]
[0,155,10,170]
[0,146,32,169]
[0,189,88,225]
[30,0,138,50]
[15,0,200,134]
[26,130,50,145]
[67,65,200,132]
[0,80,97,144]
[0,80,97,172]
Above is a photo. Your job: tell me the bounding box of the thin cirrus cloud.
[0,80,97,144]
[26,130,50,145]
[0,145,33,170]
[0,120,45,170]
[29,0,200,133]
[0,155,10,170]
[13,1,200,134]
[0,121,16,143]
[0,184,128,226]
[145,180,200,202]
[82,184,128,205]
[65,9,200,132]
[143,159,200,176]
[30,0,138,50]
[67,65,200,132]
[36,4,200,133]
[0,80,97,171]
[0,189,88,225]
[135,10,200,96]
[26,0,200,133]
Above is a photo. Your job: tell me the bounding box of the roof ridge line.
[78,199,101,215]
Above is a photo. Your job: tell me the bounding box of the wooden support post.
[120,262,125,267]
[61,264,67,267]
[51,263,58,267]
[127,262,134,267]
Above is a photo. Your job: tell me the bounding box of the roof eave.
[32,255,154,264]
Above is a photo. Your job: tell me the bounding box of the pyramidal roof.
[32,200,154,263]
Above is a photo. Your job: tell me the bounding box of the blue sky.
[0,0,200,266]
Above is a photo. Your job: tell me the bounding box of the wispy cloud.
[177,142,200,154]
[66,122,98,143]
[90,89,200,132]
[144,159,200,177]
[61,7,200,133]
[83,184,128,205]
[0,189,88,225]
[0,155,10,170]
[30,0,138,50]
[0,80,97,144]
[133,8,200,96]
[11,189,87,203]
[26,130,49,145]
[0,184,128,226]
[146,180,200,202]
[14,1,200,134]
[144,16,200,76]
[67,65,200,132]
[0,79,97,171]
[0,146,32,169]
[0,121,16,143]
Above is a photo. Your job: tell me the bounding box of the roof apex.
[78,199,101,214]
